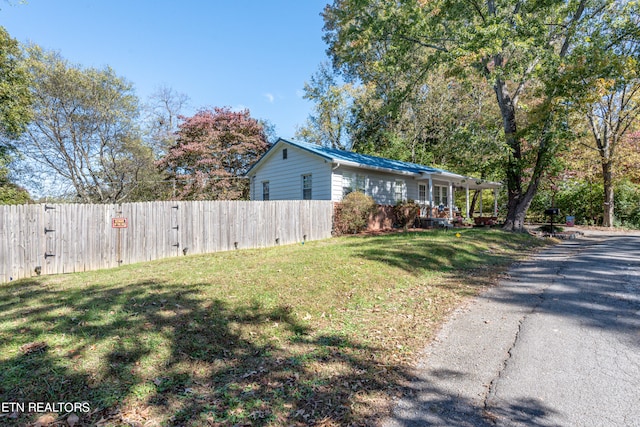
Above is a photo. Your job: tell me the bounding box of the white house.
[245,138,501,220]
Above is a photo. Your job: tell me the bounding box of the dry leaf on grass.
[33,414,56,426]
[67,413,79,426]
[19,341,48,355]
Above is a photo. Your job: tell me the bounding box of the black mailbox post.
[545,208,560,233]
[545,208,560,216]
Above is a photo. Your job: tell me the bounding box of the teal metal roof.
[246,138,502,189]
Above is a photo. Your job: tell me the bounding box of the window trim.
[262,181,270,201]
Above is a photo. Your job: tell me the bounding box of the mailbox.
[545,208,560,216]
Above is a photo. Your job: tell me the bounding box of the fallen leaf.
[19,341,48,355]
[34,414,56,426]
[67,413,79,426]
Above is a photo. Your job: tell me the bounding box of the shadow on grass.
[0,277,399,426]
[343,229,539,282]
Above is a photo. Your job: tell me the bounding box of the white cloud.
[263,93,275,103]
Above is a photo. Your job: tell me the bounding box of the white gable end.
[248,142,332,201]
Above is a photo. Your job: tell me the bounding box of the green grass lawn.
[0,229,549,426]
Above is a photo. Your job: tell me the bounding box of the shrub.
[393,199,421,230]
[334,191,377,235]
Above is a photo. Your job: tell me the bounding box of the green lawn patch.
[0,229,549,426]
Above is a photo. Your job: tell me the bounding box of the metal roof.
[246,138,501,189]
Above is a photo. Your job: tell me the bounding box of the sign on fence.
[111,217,128,228]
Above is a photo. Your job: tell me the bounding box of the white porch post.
[448,181,454,220]
[465,183,470,219]
[494,188,499,216]
[428,175,433,218]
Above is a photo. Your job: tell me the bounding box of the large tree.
[14,46,154,203]
[295,62,361,149]
[323,0,638,230]
[157,107,269,200]
[564,3,640,227]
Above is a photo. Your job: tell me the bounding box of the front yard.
[0,229,549,426]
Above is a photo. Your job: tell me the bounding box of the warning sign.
[112,217,128,228]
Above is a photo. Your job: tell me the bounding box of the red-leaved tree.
[158,107,269,200]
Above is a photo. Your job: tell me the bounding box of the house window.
[283,149,288,160]
[419,184,427,204]
[342,173,366,197]
[434,185,449,207]
[342,174,353,197]
[394,180,404,202]
[262,181,269,201]
[302,174,312,200]
[356,174,366,193]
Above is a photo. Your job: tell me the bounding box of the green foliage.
[333,191,377,235]
[0,183,30,204]
[295,62,361,149]
[393,199,420,230]
[532,179,640,228]
[0,26,32,139]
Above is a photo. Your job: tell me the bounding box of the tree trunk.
[602,159,615,227]
[493,76,531,232]
[469,190,480,217]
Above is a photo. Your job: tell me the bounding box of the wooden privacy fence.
[0,200,334,283]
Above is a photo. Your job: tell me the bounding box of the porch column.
[465,183,470,219]
[428,175,433,219]
[448,181,454,220]
[493,188,499,216]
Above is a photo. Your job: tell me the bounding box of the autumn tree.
[562,3,640,227]
[323,0,639,231]
[14,46,156,203]
[157,107,269,200]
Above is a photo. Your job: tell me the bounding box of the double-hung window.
[262,181,269,201]
[302,174,312,200]
[343,173,366,197]
[394,179,404,203]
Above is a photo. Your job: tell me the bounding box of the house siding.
[331,165,421,205]
[249,143,332,200]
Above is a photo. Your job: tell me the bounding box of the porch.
[415,173,502,226]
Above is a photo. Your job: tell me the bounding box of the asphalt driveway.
[381,229,640,427]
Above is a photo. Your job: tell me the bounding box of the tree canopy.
[323,0,640,230]
[14,47,155,203]
[157,107,269,201]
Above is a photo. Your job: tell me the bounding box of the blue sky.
[1,0,330,139]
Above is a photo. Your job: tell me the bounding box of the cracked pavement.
[380,230,640,426]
